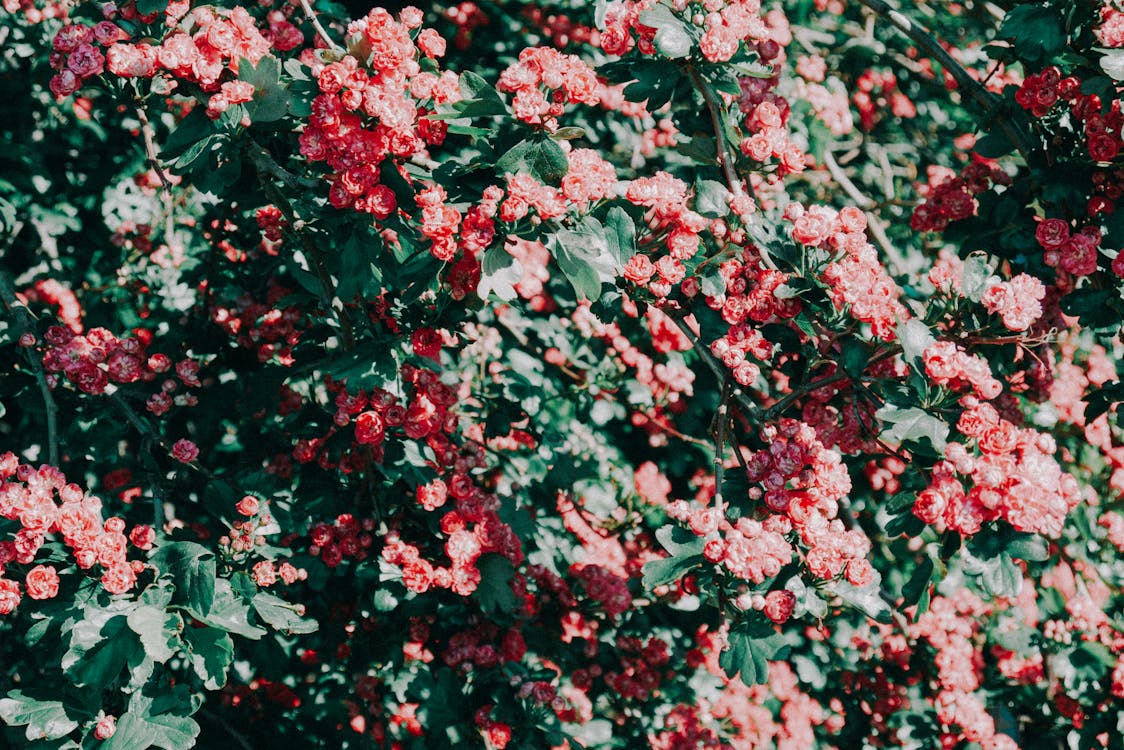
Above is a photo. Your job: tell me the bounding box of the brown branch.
[711,376,733,517]
[246,143,356,349]
[299,0,343,53]
[686,64,745,198]
[857,0,1036,162]
[135,104,177,245]
[0,267,60,466]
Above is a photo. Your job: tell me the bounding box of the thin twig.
[246,143,356,349]
[821,149,910,277]
[711,377,732,517]
[135,104,177,244]
[0,268,60,466]
[857,0,1036,162]
[299,0,343,53]
[686,65,744,198]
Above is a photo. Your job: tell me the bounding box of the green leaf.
[1100,48,1124,81]
[618,60,683,109]
[62,610,142,688]
[1085,380,1124,423]
[240,55,289,123]
[472,554,518,614]
[183,628,234,690]
[103,691,199,750]
[719,618,785,686]
[961,253,992,303]
[150,541,216,616]
[693,179,729,218]
[639,5,694,59]
[897,319,935,373]
[832,578,892,624]
[603,206,637,266]
[188,578,265,640]
[876,404,949,452]
[1004,532,1050,562]
[495,137,569,183]
[982,552,1022,598]
[0,692,81,742]
[654,524,705,556]
[251,591,318,634]
[553,221,617,301]
[901,555,934,608]
[478,246,523,302]
[642,524,707,589]
[999,5,1065,64]
[641,553,704,590]
[126,606,183,663]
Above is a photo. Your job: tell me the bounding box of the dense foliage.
[1,0,1123,747]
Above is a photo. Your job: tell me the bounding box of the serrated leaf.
[187,578,265,640]
[832,578,892,624]
[876,404,949,451]
[184,628,233,690]
[478,246,523,302]
[62,611,142,688]
[642,553,704,590]
[694,179,729,218]
[719,618,784,686]
[897,320,935,372]
[961,253,992,303]
[901,556,934,608]
[151,542,216,616]
[472,554,518,614]
[126,606,182,663]
[495,137,569,183]
[103,691,199,750]
[603,206,637,266]
[0,692,80,742]
[639,5,694,59]
[252,591,318,634]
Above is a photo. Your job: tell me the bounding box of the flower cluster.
[914,398,1081,536]
[852,68,916,131]
[911,592,1018,749]
[497,46,600,126]
[39,325,198,409]
[300,8,461,214]
[210,282,303,365]
[923,341,1004,400]
[911,160,1010,232]
[1035,218,1105,278]
[788,203,907,340]
[980,273,1046,331]
[0,455,144,609]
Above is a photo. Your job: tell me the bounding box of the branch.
[711,376,733,517]
[0,269,60,466]
[135,104,177,244]
[686,65,745,198]
[821,149,910,277]
[299,0,343,53]
[246,143,356,349]
[857,0,1036,162]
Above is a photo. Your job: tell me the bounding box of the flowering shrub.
[1,0,1123,748]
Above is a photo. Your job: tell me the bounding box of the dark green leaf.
[151,541,216,616]
[251,591,318,634]
[0,692,81,742]
[472,554,518,614]
[183,628,233,690]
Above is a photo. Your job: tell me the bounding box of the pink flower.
[24,564,60,600]
[236,495,260,517]
[171,439,199,463]
[0,578,20,614]
[94,715,116,740]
